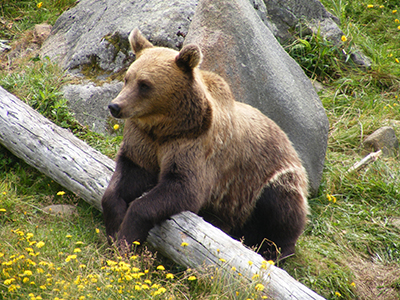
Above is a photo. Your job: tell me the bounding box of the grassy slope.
[1,0,400,299]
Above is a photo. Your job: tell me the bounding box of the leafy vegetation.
[1,0,400,299]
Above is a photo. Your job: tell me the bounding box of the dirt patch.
[348,257,400,300]
[0,23,52,71]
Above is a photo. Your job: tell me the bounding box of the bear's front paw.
[116,230,143,251]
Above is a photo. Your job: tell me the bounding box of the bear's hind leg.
[231,183,307,261]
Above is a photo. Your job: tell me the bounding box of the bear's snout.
[108,103,121,118]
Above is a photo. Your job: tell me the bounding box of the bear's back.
[200,71,306,228]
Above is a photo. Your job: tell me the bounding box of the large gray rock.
[62,82,123,134]
[263,0,342,43]
[41,0,198,74]
[40,0,347,75]
[184,0,329,194]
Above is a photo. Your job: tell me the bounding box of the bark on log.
[0,87,325,299]
[148,211,325,300]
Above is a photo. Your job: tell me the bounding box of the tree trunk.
[0,87,325,299]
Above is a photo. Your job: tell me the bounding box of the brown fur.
[102,29,309,260]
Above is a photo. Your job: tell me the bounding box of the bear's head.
[108,29,204,127]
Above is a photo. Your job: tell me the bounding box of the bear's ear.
[175,44,202,72]
[129,28,153,55]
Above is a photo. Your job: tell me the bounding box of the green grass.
[0,0,77,40]
[1,0,400,299]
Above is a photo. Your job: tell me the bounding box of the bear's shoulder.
[199,70,235,108]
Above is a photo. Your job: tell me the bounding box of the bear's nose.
[108,103,121,118]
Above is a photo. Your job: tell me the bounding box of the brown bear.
[102,28,309,260]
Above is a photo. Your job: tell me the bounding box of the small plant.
[285,32,345,82]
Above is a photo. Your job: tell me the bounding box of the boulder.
[184,0,329,194]
[40,0,348,76]
[262,0,342,43]
[362,127,399,156]
[41,0,198,74]
[62,81,123,134]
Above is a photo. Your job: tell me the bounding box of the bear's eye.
[138,80,151,93]
[124,77,128,85]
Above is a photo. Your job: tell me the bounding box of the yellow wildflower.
[124,274,133,281]
[113,124,120,130]
[393,10,398,13]
[252,273,260,280]
[65,255,77,262]
[74,248,81,253]
[56,191,65,196]
[219,258,226,262]
[36,241,45,249]
[181,242,189,247]
[0,208,6,212]
[156,265,165,271]
[327,194,337,203]
[95,228,100,234]
[367,4,373,8]
[4,278,16,285]
[395,58,399,63]
[231,266,237,272]
[395,19,400,23]
[255,283,265,291]
[248,260,253,266]
[335,291,342,297]
[133,241,140,245]
[166,273,174,279]
[37,2,43,9]
[350,282,356,287]
[188,276,197,281]
[341,35,347,42]
[154,287,166,295]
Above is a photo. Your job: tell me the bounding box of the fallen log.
[148,211,325,300]
[0,87,113,211]
[0,87,325,299]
